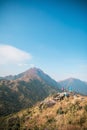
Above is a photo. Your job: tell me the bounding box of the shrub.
[69,103,80,113]
[56,107,64,115]
[8,116,20,130]
[84,105,87,112]
[33,125,39,130]
[47,118,55,123]
[79,116,86,126]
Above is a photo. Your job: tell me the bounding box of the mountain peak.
[17,67,42,81]
[25,67,43,74]
[21,67,59,86]
[0,67,60,88]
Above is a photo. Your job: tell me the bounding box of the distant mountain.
[59,78,87,95]
[0,68,61,116]
[0,68,59,84]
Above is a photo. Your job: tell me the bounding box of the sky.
[0,0,87,81]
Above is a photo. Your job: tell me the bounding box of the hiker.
[68,86,72,93]
[62,87,64,92]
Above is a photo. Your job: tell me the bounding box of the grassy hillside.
[0,93,87,130]
[0,79,60,116]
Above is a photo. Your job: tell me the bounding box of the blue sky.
[0,0,87,81]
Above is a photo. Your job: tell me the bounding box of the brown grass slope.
[0,93,87,130]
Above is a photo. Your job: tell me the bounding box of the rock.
[53,92,65,101]
[39,100,56,109]
[45,100,56,107]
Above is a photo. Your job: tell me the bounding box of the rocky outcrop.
[53,92,69,101]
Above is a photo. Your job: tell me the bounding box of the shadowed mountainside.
[0,68,61,116]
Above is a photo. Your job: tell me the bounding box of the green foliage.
[78,116,86,126]
[47,117,55,123]
[56,107,64,114]
[69,102,81,113]
[33,125,39,130]
[8,116,20,130]
[84,105,87,112]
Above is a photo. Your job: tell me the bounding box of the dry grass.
[22,95,87,130]
[0,94,87,130]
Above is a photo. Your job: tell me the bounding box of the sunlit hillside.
[0,93,87,130]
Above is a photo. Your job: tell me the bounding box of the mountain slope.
[59,78,87,95]
[0,68,61,116]
[0,93,87,130]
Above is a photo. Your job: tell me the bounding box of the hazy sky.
[0,0,87,81]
